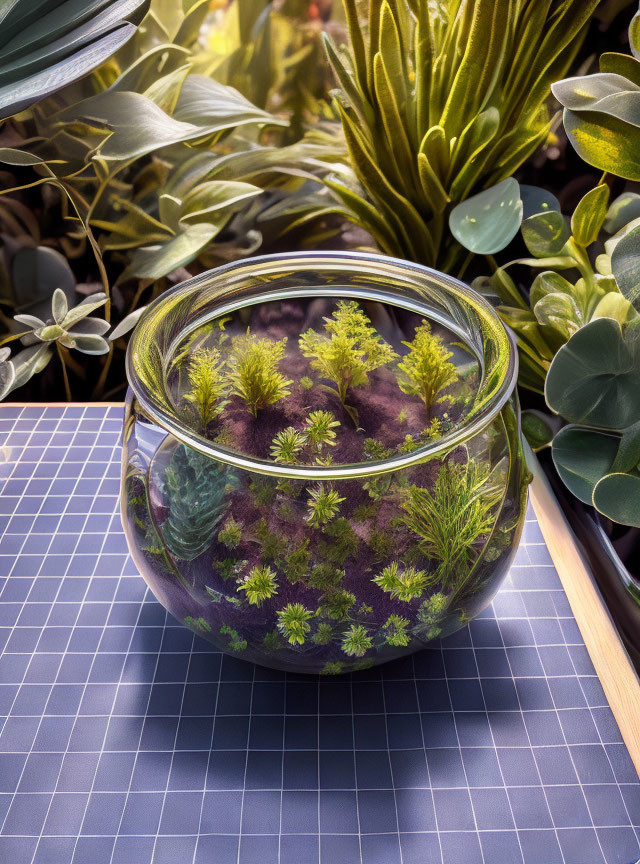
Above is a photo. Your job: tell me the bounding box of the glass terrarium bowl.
[122,252,529,675]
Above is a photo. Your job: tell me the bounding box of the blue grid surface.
[0,404,639,864]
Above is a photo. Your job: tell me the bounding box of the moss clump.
[277,603,314,645]
[396,320,458,412]
[341,624,373,657]
[218,517,243,549]
[227,330,292,416]
[299,300,398,415]
[237,565,278,606]
[305,484,345,527]
[373,561,433,601]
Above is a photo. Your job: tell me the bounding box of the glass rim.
[126,251,519,480]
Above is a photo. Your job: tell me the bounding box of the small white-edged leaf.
[109,307,147,341]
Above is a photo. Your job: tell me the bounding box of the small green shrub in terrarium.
[122,253,529,674]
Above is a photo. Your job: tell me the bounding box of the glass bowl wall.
[121,252,529,674]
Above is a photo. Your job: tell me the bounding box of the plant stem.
[56,344,72,402]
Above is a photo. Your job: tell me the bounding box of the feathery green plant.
[402,461,503,586]
[220,624,247,652]
[397,321,458,412]
[305,410,341,450]
[227,330,292,417]
[237,565,278,606]
[160,445,232,561]
[270,427,308,463]
[373,561,432,601]
[183,348,230,431]
[323,0,600,271]
[218,517,243,549]
[341,623,373,657]
[312,622,335,645]
[277,602,314,645]
[383,614,411,647]
[305,484,346,527]
[299,301,397,419]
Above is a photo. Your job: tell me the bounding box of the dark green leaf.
[604,192,640,234]
[611,222,640,307]
[611,419,640,473]
[519,185,561,219]
[545,317,640,430]
[551,425,620,504]
[593,473,640,527]
[521,410,559,451]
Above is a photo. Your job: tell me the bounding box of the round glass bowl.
[121,252,529,674]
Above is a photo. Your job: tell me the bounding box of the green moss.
[308,563,344,591]
[255,518,287,562]
[322,661,345,675]
[397,320,458,412]
[402,460,502,587]
[317,517,359,565]
[277,603,314,645]
[299,300,398,409]
[237,565,278,605]
[263,629,282,651]
[220,625,247,652]
[183,347,229,431]
[383,614,411,647]
[305,483,345,527]
[282,539,311,583]
[321,589,356,621]
[218,516,243,549]
[213,557,247,581]
[184,616,211,633]
[363,438,393,461]
[249,477,276,507]
[352,502,380,522]
[299,375,314,390]
[227,329,292,416]
[368,529,394,562]
[341,624,373,657]
[373,561,434,601]
[312,622,334,645]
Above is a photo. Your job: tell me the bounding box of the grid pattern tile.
[0,404,638,864]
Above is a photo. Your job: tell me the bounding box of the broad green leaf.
[552,425,620,504]
[563,108,640,181]
[604,192,640,235]
[530,272,575,307]
[592,292,635,325]
[532,293,581,341]
[519,185,561,219]
[551,73,640,112]
[599,52,640,88]
[172,75,282,133]
[631,7,640,61]
[593,473,640,527]
[611,420,640,474]
[545,317,640,430]
[60,91,201,162]
[448,178,522,255]
[611,223,640,307]
[605,216,640,258]
[571,183,609,246]
[180,181,262,225]
[521,210,570,258]
[125,223,219,279]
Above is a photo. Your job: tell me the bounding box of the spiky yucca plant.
[324,0,599,271]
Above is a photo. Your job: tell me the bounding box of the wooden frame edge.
[529,456,640,779]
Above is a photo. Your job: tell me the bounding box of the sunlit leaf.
[448,178,522,255]
[571,183,609,247]
[593,473,640,527]
[521,210,570,258]
[124,223,219,279]
[611,222,640,307]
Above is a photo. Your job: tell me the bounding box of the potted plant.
[121,252,529,673]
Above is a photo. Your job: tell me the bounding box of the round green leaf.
[519,185,561,219]
[611,222,640,307]
[593,472,640,527]
[551,426,620,504]
[545,317,640,430]
[604,192,640,235]
[552,73,640,111]
[571,183,609,247]
[448,178,522,255]
[530,271,575,307]
[521,210,570,258]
